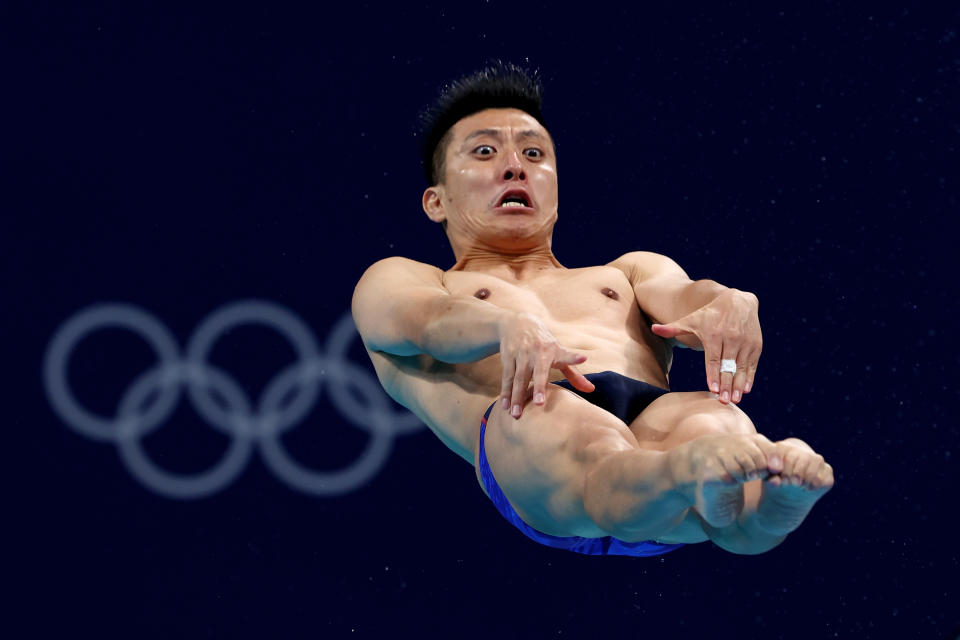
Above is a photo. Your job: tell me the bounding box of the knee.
[672,402,756,442]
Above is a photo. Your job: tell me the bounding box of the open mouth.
[497,190,532,209]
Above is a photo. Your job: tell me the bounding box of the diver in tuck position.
[352,63,834,556]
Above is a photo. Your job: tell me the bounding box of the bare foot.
[754,438,835,536]
[670,433,781,528]
[696,473,745,529]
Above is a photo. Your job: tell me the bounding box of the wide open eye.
[473,145,495,156]
[524,148,543,160]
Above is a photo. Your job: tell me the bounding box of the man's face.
[426,108,558,244]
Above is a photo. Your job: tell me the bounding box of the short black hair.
[419,61,547,187]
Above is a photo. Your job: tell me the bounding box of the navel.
[474,287,491,300]
[601,287,619,301]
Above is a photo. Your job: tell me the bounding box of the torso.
[364,263,673,463]
[363,261,708,544]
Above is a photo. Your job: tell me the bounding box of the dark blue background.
[7,2,958,638]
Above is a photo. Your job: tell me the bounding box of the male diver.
[352,63,833,555]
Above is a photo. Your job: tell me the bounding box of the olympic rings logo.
[43,300,423,499]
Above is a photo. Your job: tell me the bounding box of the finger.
[555,350,588,367]
[510,356,533,419]
[744,346,761,394]
[500,357,517,411]
[559,364,596,393]
[731,352,751,404]
[650,323,693,339]
[556,349,593,391]
[703,335,723,395]
[743,336,763,393]
[717,342,739,404]
[531,352,551,406]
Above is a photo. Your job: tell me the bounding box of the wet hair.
[419,61,548,188]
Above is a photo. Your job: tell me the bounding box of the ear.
[422,185,446,224]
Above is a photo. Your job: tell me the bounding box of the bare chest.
[368,265,672,464]
[442,265,643,332]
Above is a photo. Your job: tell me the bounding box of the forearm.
[420,295,515,363]
[674,279,730,319]
[668,280,744,350]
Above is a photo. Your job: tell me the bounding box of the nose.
[501,150,526,182]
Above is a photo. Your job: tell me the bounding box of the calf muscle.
[481,387,694,541]
[583,447,693,541]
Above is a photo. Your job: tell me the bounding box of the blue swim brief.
[478,370,686,557]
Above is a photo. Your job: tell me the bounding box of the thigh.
[628,391,757,451]
[476,384,639,538]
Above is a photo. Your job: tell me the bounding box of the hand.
[498,311,595,419]
[651,289,761,405]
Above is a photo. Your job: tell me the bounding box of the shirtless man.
[352,64,834,556]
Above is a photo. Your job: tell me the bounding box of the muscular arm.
[353,257,593,416]
[607,251,733,351]
[608,251,763,403]
[352,256,515,362]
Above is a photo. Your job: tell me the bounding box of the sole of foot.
[754,476,832,536]
[695,475,748,529]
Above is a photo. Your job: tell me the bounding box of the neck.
[448,245,564,279]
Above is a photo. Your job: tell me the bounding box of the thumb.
[650,322,692,339]
[559,364,596,393]
[556,350,588,365]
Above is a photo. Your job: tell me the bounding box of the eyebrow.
[462,128,548,144]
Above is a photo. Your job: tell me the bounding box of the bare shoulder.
[356,255,444,284]
[605,251,688,284]
[352,256,449,355]
[353,256,447,303]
